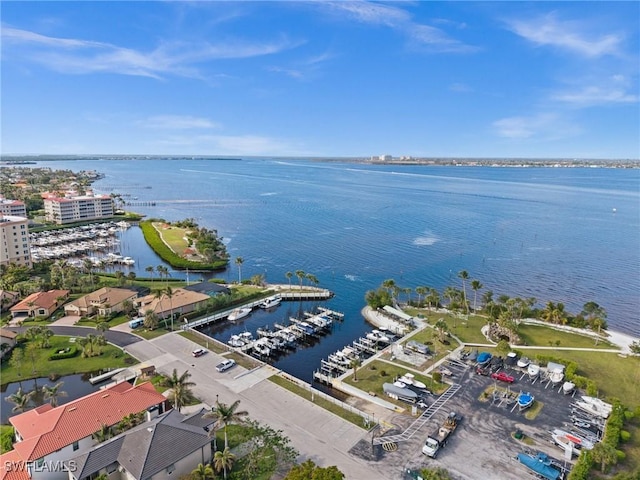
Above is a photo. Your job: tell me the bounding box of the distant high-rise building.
[0,215,32,268]
[44,194,114,224]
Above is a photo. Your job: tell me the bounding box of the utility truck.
[422,412,461,458]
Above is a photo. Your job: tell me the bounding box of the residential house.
[0,215,32,269]
[0,328,18,358]
[64,287,138,317]
[10,290,69,320]
[65,408,214,480]
[0,290,20,312]
[0,382,169,480]
[135,288,209,320]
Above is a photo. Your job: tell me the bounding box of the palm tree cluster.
[77,334,106,358]
[5,381,68,413]
[284,270,320,290]
[164,369,196,412]
[24,326,55,349]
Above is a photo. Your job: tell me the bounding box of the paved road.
[125,332,392,480]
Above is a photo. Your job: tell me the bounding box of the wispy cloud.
[550,74,638,106]
[155,133,300,155]
[318,1,477,53]
[267,50,335,80]
[505,12,623,58]
[492,113,581,140]
[1,25,299,79]
[138,115,221,130]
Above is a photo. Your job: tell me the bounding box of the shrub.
[615,450,626,462]
[49,347,78,360]
[380,370,387,377]
[620,430,631,442]
[433,372,442,383]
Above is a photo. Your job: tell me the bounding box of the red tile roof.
[0,449,30,480]
[9,382,167,462]
[10,290,69,312]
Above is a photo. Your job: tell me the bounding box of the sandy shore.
[362,306,639,354]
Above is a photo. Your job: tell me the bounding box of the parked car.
[491,371,515,383]
[192,348,206,357]
[216,359,236,372]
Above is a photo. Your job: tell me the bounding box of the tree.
[470,280,482,312]
[630,341,640,355]
[434,318,449,342]
[96,321,110,338]
[240,420,298,478]
[284,460,345,480]
[458,270,469,314]
[590,441,618,473]
[203,399,248,449]
[165,369,196,412]
[9,348,24,379]
[415,286,427,307]
[152,289,165,326]
[114,270,125,287]
[144,310,158,330]
[234,257,244,283]
[350,357,361,381]
[5,387,34,413]
[213,448,235,480]
[42,381,67,407]
[145,265,154,282]
[295,270,305,289]
[191,463,215,480]
[92,423,114,444]
[165,286,175,331]
[285,271,293,290]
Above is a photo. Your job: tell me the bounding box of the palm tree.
[145,265,154,282]
[203,399,248,449]
[470,280,483,313]
[294,270,305,289]
[92,423,114,443]
[415,286,427,307]
[191,463,215,480]
[590,441,618,473]
[458,270,469,314]
[165,369,196,412]
[235,257,244,283]
[5,387,34,413]
[285,271,293,290]
[144,310,158,330]
[83,258,95,287]
[434,318,450,342]
[213,448,236,480]
[152,289,165,327]
[41,328,54,348]
[42,381,67,407]
[96,321,110,338]
[164,286,175,331]
[350,357,362,381]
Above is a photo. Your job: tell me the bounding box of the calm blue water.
[15,159,640,380]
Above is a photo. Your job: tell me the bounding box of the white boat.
[259,295,281,309]
[581,396,613,413]
[562,381,576,394]
[366,329,390,344]
[517,356,531,368]
[412,379,427,389]
[228,307,252,322]
[527,364,540,378]
[399,375,414,385]
[238,331,254,344]
[253,338,272,356]
[518,391,534,410]
[575,401,610,419]
[551,429,594,456]
[549,369,564,384]
[228,335,245,348]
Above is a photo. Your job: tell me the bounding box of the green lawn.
[342,359,448,401]
[0,425,14,454]
[153,222,190,254]
[539,350,640,407]
[269,375,368,428]
[1,336,136,386]
[517,324,618,349]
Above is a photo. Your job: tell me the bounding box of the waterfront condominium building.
[0,214,32,268]
[44,194,114,224]
[0,198,27,217]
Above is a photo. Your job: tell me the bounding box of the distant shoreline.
[1,155,638,169]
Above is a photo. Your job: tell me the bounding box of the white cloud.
[1,25,299,79]
[139,115,221,130]
[492,113,581,140]
[552,86,638,106]
[449,82,472,93]
[155,133,300,155]
[318,1,476,54]
[505,12,623,58]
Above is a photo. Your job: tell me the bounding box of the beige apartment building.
[44,194,114,224]
[0,215,32,268]
[0,199,27,217]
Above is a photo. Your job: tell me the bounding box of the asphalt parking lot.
[354,357,583,480]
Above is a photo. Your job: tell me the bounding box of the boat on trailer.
[518,391,534,410]
[517,452,561,480]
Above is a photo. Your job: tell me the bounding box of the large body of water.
[18,159,640,381]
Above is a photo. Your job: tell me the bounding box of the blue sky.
[2,1,638,159]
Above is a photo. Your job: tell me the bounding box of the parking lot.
[352,356,584,479]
